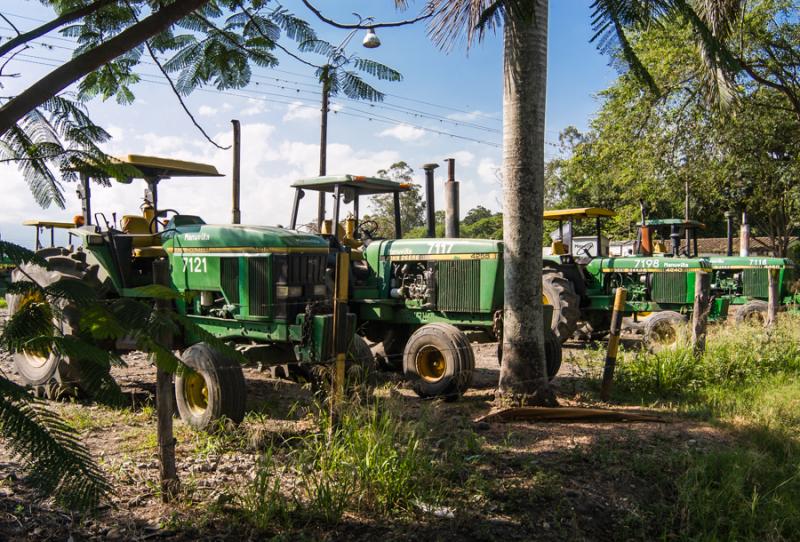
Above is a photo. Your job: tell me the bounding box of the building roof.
[543,207,617,220]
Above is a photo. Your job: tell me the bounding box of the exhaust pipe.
[231,119,241,224]
[422,163,438,238]
[444,158,460,238]
[740,210,750,257]
[725,211,733,256]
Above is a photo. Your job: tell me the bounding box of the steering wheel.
[357,219,380,240]
[149,209,181,233]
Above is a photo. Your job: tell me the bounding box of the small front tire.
[642,311,687,353]
[175,343,246,431]
[403,323,474,400]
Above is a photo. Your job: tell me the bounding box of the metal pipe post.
[393,191,402,239]
[231,120,241,224]
[444,158,460,238]
[601,287,627,400]
[422,163,439,238]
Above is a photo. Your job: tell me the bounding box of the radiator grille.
[437,260,481,312]
[651,272,688,304]
[220,258,239,305]
[287,253,327,284]
[248,258,270,317]
[742,268,769,298]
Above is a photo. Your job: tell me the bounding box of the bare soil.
[0,333,729,541]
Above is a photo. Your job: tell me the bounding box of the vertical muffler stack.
[444,158,460,238]
[231,119,241,224]
[422,163,439,238]
[740,210,750,257]
[725,211,733,256]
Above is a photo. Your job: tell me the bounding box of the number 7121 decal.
[180,256,208,273]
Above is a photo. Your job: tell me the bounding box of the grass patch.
[577,315,800,540]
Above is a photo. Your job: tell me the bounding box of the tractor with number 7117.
[6,155,372,431]
[286,174,561,399]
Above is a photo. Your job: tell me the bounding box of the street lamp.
[316,16,380,231]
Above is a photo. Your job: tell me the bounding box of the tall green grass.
[235,397,440,531]
[600,315,800,540]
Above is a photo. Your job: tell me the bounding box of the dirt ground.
[0,327,727,541]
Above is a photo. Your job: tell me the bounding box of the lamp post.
[316,17,380,231]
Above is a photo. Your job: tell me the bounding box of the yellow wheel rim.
[18,290,51,365]
[416,346,447,382]
[651,321,677,346]
[184,372,208,414]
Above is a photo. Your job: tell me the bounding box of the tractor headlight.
[313,284,327,296]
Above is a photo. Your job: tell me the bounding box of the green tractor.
[641,218,799,323]
[542,208,728,350]
[7,155,369,429]
[287,175,561,400]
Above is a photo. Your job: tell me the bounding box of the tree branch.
[235,2,320,69]
[299,0,431,29]
[144,41,229,150]
[0,0,116,58]
[0,0,210,135]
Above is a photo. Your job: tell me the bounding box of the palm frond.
[0,378,111,510]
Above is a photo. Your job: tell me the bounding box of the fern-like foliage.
[0,378,112,510]
[0,95,140,209]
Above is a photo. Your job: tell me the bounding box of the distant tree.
[463,205,493,226]
[367,161,426,237]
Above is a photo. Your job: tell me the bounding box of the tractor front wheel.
[497,329,562,381]
[175,343,246,431]
[403,323,474,400]
[734,300,768,325]
[642,311,687,353]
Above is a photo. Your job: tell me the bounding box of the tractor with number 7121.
[6,155,371,431]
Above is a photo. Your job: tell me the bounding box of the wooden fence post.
[601,287,627,401]
[692,272,711,357]
[767,268,779,328]
[153,258,179,502]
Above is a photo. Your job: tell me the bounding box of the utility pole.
[317,66,331,232]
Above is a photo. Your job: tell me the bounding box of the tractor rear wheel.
[6,251,106,398]
[307,334,378,399]
[734,300,768,325]
[642,311,687,353]
[403,323,474,400]
[543,269,581,343]
[175,343,246,431]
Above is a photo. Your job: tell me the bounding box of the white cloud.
[446,110,497,122]
[241,98,270,117]
[477,157,501,182]
[379,124,425,142]
[198,105,218,117]
[283,101,319,122]
[449,150,475,167]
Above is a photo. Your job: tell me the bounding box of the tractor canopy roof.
[543,207,616,220]
[22,219,75,229]
[644,218,705,229]
[291,175,411,195]
[113,154,223,183]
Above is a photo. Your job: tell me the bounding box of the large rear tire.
[734,300,768,325]
[175,343,246,431]
[544,329,562,380]
[375,325,410,372]
[543,269,581,343]
[403,323,474,400]
[6,250,106,398]
[642,311,687,353]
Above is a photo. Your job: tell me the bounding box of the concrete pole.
[422,163,439,238]
[740,210,750,257]
[231,120,241,224]
[444,158,460,238]
[317,67,331,232]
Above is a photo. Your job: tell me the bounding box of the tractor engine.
[390,262,436,308]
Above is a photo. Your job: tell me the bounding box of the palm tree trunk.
[497,0,556,406]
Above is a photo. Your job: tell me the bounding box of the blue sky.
[1,0,616,247]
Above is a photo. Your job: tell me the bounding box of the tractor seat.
[550,240,568,255]
[120,215,165,258]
